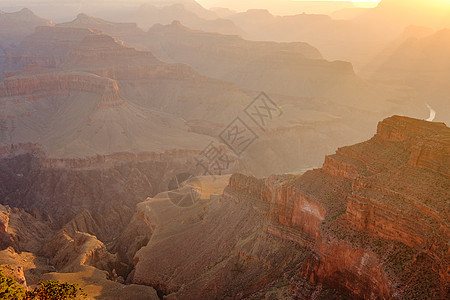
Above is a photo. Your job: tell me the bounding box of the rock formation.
[143,21,360,99]
[1,28,248,157]
[0,8,54,81]
[126,116,449,299]
[0,144,206,242]
[0,8,53,47]
[3,19,417,177]
[59,13,144,39]
[0,145,193,299]
[227,8,385,68]
[126,2,245,36]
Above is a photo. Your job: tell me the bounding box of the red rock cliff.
[226,116,449,299]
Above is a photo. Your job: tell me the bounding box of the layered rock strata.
[127,116,449,299]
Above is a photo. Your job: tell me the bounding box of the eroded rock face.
[2,26,97,72]
[127,116,449,299]
[0,204,53,253]
[0,27,245,159]
[0,144,202,242]
[2,25,398,178]
[0,71,122,104]
[127,175,316,299]
[260,116,448,298]
[43,229,117,273]
[0,143,202,298]
[0,9,53,46]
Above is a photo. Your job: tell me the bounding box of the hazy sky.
[197,0,381,9]
[196,0,380,15]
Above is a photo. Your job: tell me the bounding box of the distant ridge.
[0,8,54,48]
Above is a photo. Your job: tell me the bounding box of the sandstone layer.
[128,116,449,299]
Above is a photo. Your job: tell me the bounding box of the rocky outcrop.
[58,13,143,37]
[63,33,201,83]
[0,145,205,243]
[408,138,449,176]
[237,116,449,298]
[143,21,361,99]
[43,229,117,273]
[2,26,199,84]
[0,148,174,299]
[0,253,27,286]
[70,34,149,60]
[0,205,9,233]
[0,27,245,159]
[0,71,122,104]
[128,175,317,299]
[0,8,54,45]
[2,26,98,71]
[0,204,54,253]
[126,116,448,299]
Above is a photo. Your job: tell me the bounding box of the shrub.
[0,270,87,300]
[0,269,26,299]
[25,280,87,300]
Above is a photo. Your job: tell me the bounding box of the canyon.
[0,22,404,177]
[1,115,447,299]
[0,2,448,299]
[126,115,449,299]
[0,142,203,299]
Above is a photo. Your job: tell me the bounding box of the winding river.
[426,104,436,122]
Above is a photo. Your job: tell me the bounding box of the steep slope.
[0,8,54,81]
[0,144,204,241]
[374,29,450,84]
[2,26,98,73]
[56,17,362,102]
[0,8,53,46]
[145,20,323,79]
[2,25,396,177]
[226,9,385,68]
[126,2,245,36]
[57,13,146,48]
[0,68,213,157]
[0,207,159,300]
[60,13,143,36]
[127,116,449,299]
[0,28,250,157]
[362,25,436,75]
[366,29,450,124]
[143,21,399,114]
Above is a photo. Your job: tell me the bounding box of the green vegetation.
[0,269,87,300]
[26,280,88,300]
[0,269,26,299]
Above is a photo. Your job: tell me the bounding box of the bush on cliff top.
[0,269,87,299]
[0,269,26,299]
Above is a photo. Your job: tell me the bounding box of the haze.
[0,1,448,299]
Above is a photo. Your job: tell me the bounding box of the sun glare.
[433,0,450,8]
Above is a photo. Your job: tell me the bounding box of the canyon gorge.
[0,116,448,299]
[0,1,448,299]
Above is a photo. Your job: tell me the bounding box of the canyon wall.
[228,115,449,298]
[0,144,202,243]
[0,71,121,104]
[131,116,448,299]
